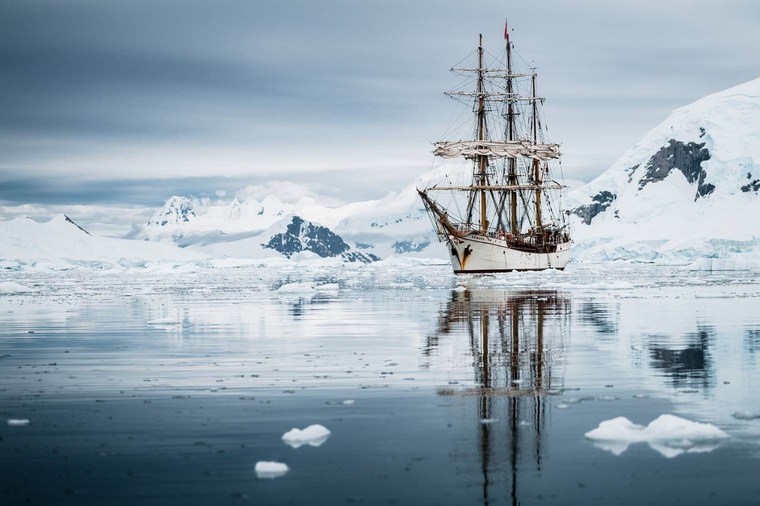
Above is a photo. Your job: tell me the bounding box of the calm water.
[1,266,760,505]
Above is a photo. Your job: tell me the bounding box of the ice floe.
[282,424,331,448]
[7,418,31,426]
[585,414,729,458]
[0,282,36,294]
[255,461,289,479]
[275,282,317,295]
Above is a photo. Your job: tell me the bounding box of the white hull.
[446,234,571,273]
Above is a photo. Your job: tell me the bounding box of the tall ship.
[419,23,572,273]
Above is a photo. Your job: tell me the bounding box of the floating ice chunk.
[7,419,30,426]
[556,403,570,409]
[282,424,331,448]
[0,282,36,294]
[275,282,316,294]
[147,317,182,325]
[255,461,289,479]
[341,399,355,406]
[585,414,729,458]
[480,418,498,424]
[732,411,760,421]
[453,286,467,292]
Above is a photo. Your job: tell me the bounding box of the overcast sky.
[1,0,759,233]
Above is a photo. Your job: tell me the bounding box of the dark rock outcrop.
[64,215,91,235]
[636,140,713,200]
[741,177,760,193]
[392,240,430,254]
[572,191,616,225]
[263,216,378,263]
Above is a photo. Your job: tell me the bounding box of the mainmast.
[531,72,543,234]
[505,20,518,237]
[476,34,488,234]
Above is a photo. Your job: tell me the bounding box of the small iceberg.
[255,461,289,479]
[282,424,331,448]
[7,418,31,426]
[585,414,729,458]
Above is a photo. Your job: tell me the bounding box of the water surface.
[1,265,760,505]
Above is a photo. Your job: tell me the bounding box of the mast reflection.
[431,289,570,505]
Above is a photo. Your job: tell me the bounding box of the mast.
[477,34,488,234]
[531,72,543,234]
[505,20,518,236]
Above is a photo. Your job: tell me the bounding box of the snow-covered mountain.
[569,77,760,266]
[141,170,448,260]
[263,216,378,263]
[0,215,207,270]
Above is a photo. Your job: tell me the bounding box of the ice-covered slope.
[0,215,208,270]
[569,77,760,266]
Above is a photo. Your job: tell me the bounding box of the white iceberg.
[7,419,31,426]
[585,414,729,458]
[281,424,331,448]
[254,461,289,479]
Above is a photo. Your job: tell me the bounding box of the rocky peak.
[149,196,196,227]
[263,216,379,263]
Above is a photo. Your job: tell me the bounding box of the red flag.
[504,18,509,41]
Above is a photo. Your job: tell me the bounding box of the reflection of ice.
[282,424,331,448]
[732,411,760,421]
[585,414,728,458]
[146,317,182,326]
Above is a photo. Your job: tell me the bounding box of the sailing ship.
[419,23,572,273]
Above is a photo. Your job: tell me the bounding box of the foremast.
[505,21,518,237]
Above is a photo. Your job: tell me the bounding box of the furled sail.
[433,140,560,161]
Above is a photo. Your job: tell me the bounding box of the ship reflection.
[431,289,571,506]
